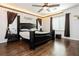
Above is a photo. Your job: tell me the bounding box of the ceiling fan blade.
[44,3,48,5]
[48,4,60,7]
[32,5,43,7]
[38,7,43,12]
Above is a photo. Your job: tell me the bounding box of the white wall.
[64,4,79,39]
[0,7,7,43]
[19,13,36,24]
[42,17,50,32]
[0,7,37,43]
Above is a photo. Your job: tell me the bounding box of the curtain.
[64,13,70,37]
[36,19,38,29]
[5,11,17,38]
[36,18,42,31]
[50,17,53,32]
[7,11,17,25]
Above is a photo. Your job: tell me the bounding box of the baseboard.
[0,39,7,43]
[62,37,79,40]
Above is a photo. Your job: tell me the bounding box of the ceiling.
[1,3,79,17]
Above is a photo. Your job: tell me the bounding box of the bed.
[19,23,55,49]
[5,14,55,49]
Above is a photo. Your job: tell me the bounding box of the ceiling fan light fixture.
[43,7,48,10]
[32,3,59,12]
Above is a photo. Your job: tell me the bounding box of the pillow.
[30,28,37,31]
[20,29,30,32]
[35,31,50,34]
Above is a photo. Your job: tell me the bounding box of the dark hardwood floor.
[0,38,79,56]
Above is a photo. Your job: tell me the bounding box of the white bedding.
[20,28,37,31]
[20,28,36,40]
[20,31,50,40]
[20,32,30,40]
[35,31,50,34]
[20,29,30,32]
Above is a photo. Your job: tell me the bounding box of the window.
[53,15,65,30]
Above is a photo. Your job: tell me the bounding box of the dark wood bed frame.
[17,16,55,49]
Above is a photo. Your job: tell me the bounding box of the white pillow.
[35,31,49,34]
[20,29,30,32]
[30,28,37,31]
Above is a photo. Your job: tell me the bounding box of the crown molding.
[0,4,42,18]
[41,11,64,18]
[0,4,64,18]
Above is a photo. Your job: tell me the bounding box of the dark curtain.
[36,18,42,31]
[7,11,17,25]
[64,13,70,37]
[50,17,53,32]
[5,11,17,38]
[36,19,38,29]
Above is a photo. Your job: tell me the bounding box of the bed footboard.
[30,31,35,49]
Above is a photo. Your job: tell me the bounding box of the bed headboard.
[20,23,36,29]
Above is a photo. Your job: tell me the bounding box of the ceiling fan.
[32,3,60,12]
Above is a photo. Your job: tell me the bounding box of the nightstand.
[56,34,61,39]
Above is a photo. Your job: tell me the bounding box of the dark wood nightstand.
[56,34,61,39]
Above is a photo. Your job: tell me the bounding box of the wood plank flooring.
[0,39,79,56]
